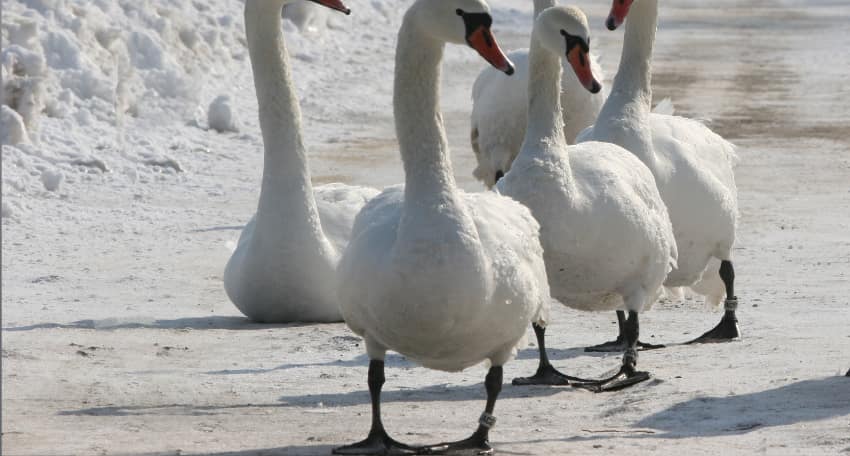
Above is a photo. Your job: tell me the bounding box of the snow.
[207,94,239,133]
[2,0,850,455]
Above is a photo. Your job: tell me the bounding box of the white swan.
[469,0,605,188]
[334,0,549,453]
[578,0,741,347]
[223,0,378,324]
[496,4,676,391]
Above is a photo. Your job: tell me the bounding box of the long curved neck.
[520,29,569,161]
[595,0,658,166]
[606,0,657,112]
[533,0,555,17]
[394,12,459,209]
[245,0,323,235]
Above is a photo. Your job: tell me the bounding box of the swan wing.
[314,183,381,253]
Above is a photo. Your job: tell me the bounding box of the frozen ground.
[2,0,849,455]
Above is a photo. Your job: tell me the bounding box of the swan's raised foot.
[686,314,740,344]
[418,430,492,455]
[511,363,595,386]
[584,337,665,352]
[845,368,849,377]
[333,430,420,456]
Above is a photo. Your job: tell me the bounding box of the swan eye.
[560,29,567,37]
[562,30,590,54]
[456,8,464,16]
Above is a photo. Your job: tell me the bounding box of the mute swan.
[469,0,605,188]
[334,0,549,453]
[497,4,676,392]
[578,0,741,348]
[224,0,379,324]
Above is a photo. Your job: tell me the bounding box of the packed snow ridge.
[1,0,396,222]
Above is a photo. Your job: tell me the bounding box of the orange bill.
[311,0,351,15]
[468,27,515,76]
[607,0,634,30]
[567,47,601,94]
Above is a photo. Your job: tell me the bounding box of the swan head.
[534,6,601,93]
[606,0,634,30]
[409,0,514,75]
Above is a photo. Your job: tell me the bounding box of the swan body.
[335,0,549,452]
[498,5,675,389]
[339,0,548,374]
[497,5,675,316]
[577,0,739,307]
[224,0,375,323]
[340,184,548,370]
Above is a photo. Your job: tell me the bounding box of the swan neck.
[610,0,657,106]
[394,14,458,206]
[245,0,323,234]
[533,0,556,18]
[521,31,568,158]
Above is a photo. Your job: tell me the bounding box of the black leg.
[584,311,627,352]
[687,260,741,344]
[585,311,666,352]
[333,360,418,455]
[512,324,596,386]
[573,311,652,393]
[420,366,503,455]
[845,368,849,377]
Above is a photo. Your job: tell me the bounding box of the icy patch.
[207,95,239,133]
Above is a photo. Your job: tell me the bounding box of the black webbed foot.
[687,309,740,344]
[571,350,651,393]
[333,429,419,455]
[418,428,492,455]
[585,337,665,352]
[512,363,597,386]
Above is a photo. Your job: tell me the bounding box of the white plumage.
[578,0,739,309]
[338,0,548,375]
[470,0,605,188]
[334,0,550,452]
[471,48,606,187]
[224,0,377,323]
[339,185,549,371]
[496,5,675,388]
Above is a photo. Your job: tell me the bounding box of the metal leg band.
[479,412,497,429]
[724,297,738,311]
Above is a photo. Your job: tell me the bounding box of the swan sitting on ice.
[334,0,549,454]
[578,0,741,349]
[224,0,378,324]
[469,0,606,188]
[496,3,676,392]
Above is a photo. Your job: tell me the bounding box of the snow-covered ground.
[2,0,849,454]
